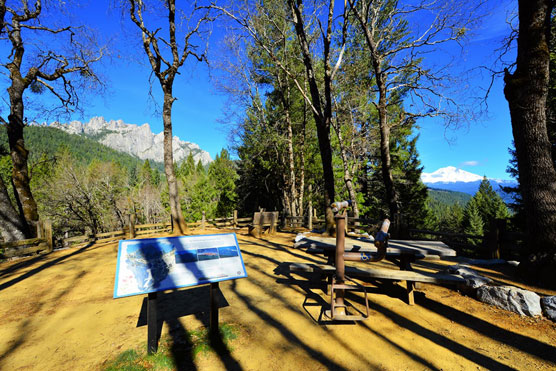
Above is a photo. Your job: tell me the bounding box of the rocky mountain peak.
[48,117,212,165]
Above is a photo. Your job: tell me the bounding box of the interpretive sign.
[113,233,247,298]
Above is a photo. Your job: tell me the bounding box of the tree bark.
[334,124,360,218]
[504,0,556,287]
[162,90,187,234]
[288,0,336,235]
[7,88,38,232]
[0,176,26,242]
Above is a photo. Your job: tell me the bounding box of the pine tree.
[463,198,484,246]
[473,177,510,229]
[209,149,238,217]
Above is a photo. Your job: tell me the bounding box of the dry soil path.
[0,228,555,370]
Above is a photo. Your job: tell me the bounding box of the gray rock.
[445,264,492,288]
[45,117,212,165]
[477,285,542,317]
[540,296,556,321]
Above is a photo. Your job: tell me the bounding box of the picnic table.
[291,236,463,305]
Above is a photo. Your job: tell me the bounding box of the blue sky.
[3,0,517,180]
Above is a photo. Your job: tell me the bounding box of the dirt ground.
[1,228,555,370]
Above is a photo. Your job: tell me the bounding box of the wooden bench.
[248,211,279,238]
[284,262,465,304]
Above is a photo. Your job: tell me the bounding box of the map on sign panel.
[113,233,247,298]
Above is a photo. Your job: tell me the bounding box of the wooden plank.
[305,247,425,259]
[287,263,465,284]
[295,236,456,257]
[135,223,168,229]
[3,242,49,258]
[63,235,91,243]
[0,237,42,249]
[95,230,125,238]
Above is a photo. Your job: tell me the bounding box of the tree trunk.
[504,0,556,287]
[162,90,187,234]
[353,1,399,219]
[283,89,298,217]
[378,101,398,219]
[288,0,335,235]
[298,106,306,217]
[0,176,26,241]
[335,125,360,218]
[6,83,38,236]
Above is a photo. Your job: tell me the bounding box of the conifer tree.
[463,198,484,246]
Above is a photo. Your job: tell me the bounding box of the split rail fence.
[1,209,524,261]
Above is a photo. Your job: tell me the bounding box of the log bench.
[248,211,279,238]
[284,262,466,305]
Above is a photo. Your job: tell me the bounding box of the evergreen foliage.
[463,197,484,245]
[0,125,163,172]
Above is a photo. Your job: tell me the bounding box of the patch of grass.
[102,323,239,370]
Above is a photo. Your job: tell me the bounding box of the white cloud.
[460,161,479,167]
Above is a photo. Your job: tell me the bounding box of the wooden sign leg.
[210,282,219,339]
[147,292,158,354]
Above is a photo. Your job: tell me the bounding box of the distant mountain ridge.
[33,116,212,166]
[421,166,517,202]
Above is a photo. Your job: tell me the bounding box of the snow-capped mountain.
[421,166,483,183]
[421,166,517,199]
[37,117,212,165]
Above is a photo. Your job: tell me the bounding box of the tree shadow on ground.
[345,290,537,370]
[417,294,556,363]
[136,285,242,370]
[0,267,89,369]
[228,279,350,370]
[241,260,387,367]
[0,242,95,292]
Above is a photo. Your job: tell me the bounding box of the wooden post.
[210,282,219,339]
[147,292,158,354]
[270,212,277,234]
[128,214,136,239]
[36,220,44,238]
[44,220,53,252]
[201,211,206,230]
[308,203,313,231]
[170,215,174,234]
[233,210,238,229]
[488,219,506,259]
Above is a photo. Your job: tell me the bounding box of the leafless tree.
[212,0,347,234]
[126,0,213,234]
[0,0,105,238]
[347,0,484,221]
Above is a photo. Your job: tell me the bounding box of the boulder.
[477,285,542,317]
[444,264,492,289]
[540,296,556,321]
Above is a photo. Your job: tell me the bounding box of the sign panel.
[114,233,247,298]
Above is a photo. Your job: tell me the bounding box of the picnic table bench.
[248,211,279,238]
[291,236,461,304]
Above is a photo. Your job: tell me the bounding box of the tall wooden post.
[44,220,53,252]
[147,292,158,354]
[487,219,506,259]
[128,214,136,239]
[36,220,43,238]
[334,214,346,315]
[308,204,313,230]
[210,282,219,339]
[233,210,238,229]
[201,211,206,230]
